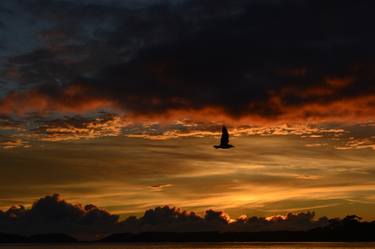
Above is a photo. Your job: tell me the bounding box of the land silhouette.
[1,216,375,243]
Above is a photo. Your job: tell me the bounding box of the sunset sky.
[1,0,375,223]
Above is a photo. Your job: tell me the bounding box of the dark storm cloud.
[93,0,375,118]
[0,4,11,46]
[0,194,337,237]
[1,0,375,122]
[0,194,119,236]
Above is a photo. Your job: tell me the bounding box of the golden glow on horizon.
[1,135,374,220]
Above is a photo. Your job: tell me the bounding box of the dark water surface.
[0,243,374,249]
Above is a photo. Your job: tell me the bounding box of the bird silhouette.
[214,126,234,149]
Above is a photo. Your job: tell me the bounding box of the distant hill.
[1,216,374,243]
[29,233,78,243]
[0,233,29,243]
[0,233,77,243]
[100,229,375,243]
[100,215,375,242]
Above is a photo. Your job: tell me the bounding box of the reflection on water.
[0,243,374,249]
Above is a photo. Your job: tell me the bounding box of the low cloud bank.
[0,194,119,237]
[1,194,370,239]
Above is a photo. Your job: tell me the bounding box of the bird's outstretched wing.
[220,126,229,146]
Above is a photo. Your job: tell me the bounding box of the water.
[0,243,374,249]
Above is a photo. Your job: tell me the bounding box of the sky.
[1,0,375,234]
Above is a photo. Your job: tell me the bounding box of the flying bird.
[214,126,234,149]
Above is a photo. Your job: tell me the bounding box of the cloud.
[3,194,362,239]
[149,184,173,192]
[0,110,348,146]
[336,137,375,151]
[0,194,119,239]
[304,143,328,148]
[32,114,123,141]
[0,117,29,148]
[0,137,29,149]
[2,111,371,153]
[0,4,13,31]
[0,113,124,147]
[138,206,201,225]
[1,0,375,124]
[0,84,115,115]
[204,209,233,224]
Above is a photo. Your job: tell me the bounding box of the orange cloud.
[336,137,375,151]
[34,115,123,142]
[0,138,29,149]
[0,80,375,128]
[125,95,375,126]
[326,76,353,88]
[0,85,115,115]
[278,95,375,124]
